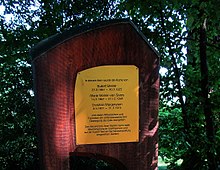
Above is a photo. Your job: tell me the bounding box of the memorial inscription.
[75,65,139,145]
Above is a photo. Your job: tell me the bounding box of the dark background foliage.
[0,0,220,169]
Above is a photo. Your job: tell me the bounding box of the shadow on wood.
[69,152,127,170]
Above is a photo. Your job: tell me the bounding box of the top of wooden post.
[30,19,159,60]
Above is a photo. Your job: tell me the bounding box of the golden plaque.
[75,65,139,144]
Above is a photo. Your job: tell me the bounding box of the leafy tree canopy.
[0,0,220,169]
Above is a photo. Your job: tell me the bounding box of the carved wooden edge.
[30,19,160,61]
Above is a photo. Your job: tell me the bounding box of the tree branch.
[159,1,190,137]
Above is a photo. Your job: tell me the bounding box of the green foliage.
[0,54,37,169]
[0,0,220,169]
[159,107,186,166]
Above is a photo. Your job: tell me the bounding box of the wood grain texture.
[32,20,159,170]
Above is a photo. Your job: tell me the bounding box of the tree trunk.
[199,18,217,170]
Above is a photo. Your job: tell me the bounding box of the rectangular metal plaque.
[74,65,139,145]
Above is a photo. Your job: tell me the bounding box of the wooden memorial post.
[31,19,159,170]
